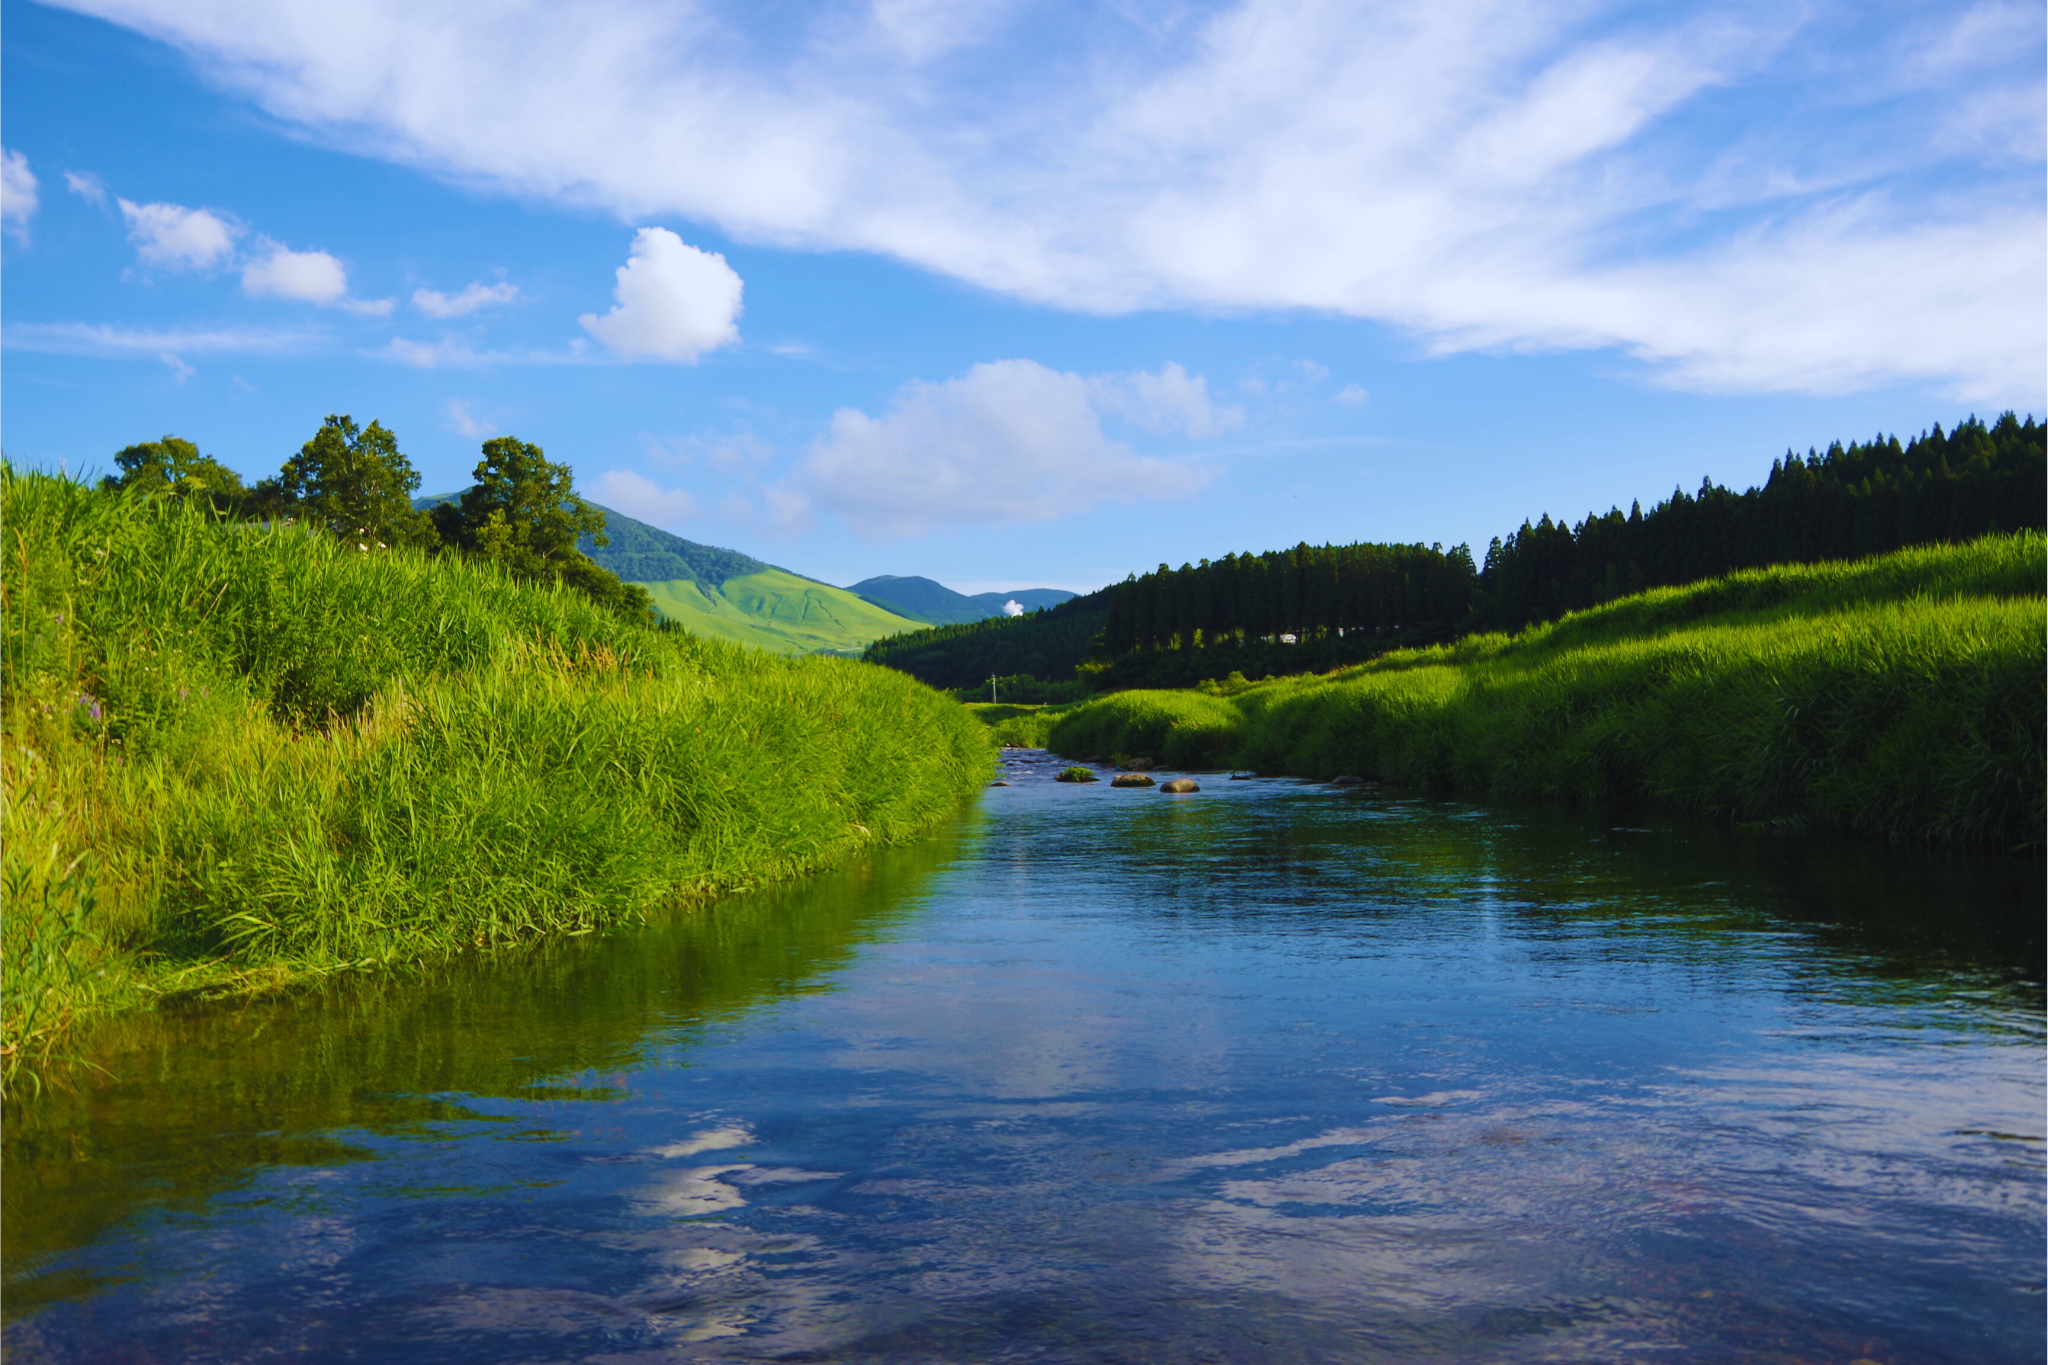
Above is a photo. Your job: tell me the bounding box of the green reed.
[0,469,993,1084]
[1048,532,2045,850]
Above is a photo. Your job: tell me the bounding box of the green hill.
[418,492,926,654]
[640,569,929,655]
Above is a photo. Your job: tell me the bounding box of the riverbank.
[1,470,994,1085]
[1047,532,2045,850]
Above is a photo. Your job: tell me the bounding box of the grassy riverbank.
[963,702,1081,748]
[1,470,994,1083]
[1048,533,2045,850]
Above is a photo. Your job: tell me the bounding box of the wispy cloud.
[414,280,518,318]
[378,335,593,369]
[3,150,40,244]
[63,169,108,207]
[4,321,322,357]
[444,398,495,439]
[587,469,697,526]
[55,0,2045,400]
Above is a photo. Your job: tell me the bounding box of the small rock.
[1229,772,1256,781]
[990,780,1011,786]
[1055,766,1098,784]
[1117,757,1156,772]
[1330,775,1367,786]
[1160,778,1200,793]
[1111,773,1156,787]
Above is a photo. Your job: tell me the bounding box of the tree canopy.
[270,414,436,549]
[101,436,248,512]
[431,436,653,621]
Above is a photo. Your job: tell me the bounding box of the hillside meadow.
[1,469,993,1085]
[1048,533,2045,851]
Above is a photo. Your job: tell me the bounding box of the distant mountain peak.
[846,574,1076,626]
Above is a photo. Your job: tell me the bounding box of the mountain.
[416,492,926,655]
[846,575,1077,626]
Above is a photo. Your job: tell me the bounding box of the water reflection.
[2,823,965,1321]
[5,758,2040,1363]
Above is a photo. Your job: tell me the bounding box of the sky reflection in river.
[5,754,2041,1363]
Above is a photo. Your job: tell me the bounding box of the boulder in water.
[1330,775,1368,786]
[1160,778,1200,793]
[1056,767,1098,783]
[1111,773,1156,788]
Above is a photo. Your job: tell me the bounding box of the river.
[5,751,2042,1363]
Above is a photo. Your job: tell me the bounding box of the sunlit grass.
[1,469,993,1086]
[1049,532,2044,850]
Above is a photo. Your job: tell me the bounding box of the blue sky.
[3,0,2041,594]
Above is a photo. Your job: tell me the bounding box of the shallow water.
[6,752,2043,1363]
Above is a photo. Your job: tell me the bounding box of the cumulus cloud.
[797,359,1218,540]
[240,240,345,301]
[117,198,239,269]
[63,169,108,207]
[1333,383,1369,405]
[44,0,2048,399]
[579,227,742,362]
[3,150,39,243]
[414,280,518,318]
[588,469,698,527]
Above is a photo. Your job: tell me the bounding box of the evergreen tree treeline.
[99,418,654,622]
[1104,540,1478,653]
[863,592,1112,691]
[866,413,2044,690]
[1473,414,2044,631]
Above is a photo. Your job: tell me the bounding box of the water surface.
[6,754,2042,1363]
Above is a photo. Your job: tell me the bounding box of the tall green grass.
[1047,533,2045,850]
[1,470,993,1083]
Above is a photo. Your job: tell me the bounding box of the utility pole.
[988,674,998,703]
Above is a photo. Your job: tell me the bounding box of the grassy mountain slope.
[422,492,925,654]
[640,569,927,655]
[1046,532,2044,850]
[849,575,1077,625]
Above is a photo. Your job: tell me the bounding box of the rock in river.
[1111,773,1156,787]
[1160,778,1200,793]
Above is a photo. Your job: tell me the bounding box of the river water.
[5,752,2043,1363]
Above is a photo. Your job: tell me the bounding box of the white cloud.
[797,359,1217,540]
[588,469,698,527]
[413,280,518,318]
[240,240,346,301]
[444,398,494,439]
[63,169,107,207]
[118,198,239,270]
[46,0,2048,400]
[380,335,590,368]
[3,150,39,243]
[580,227,743,363]
[3,321,320,357]
[1333,383,1369,405]
[159,351,195,382]
[1090,362,1243,438]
